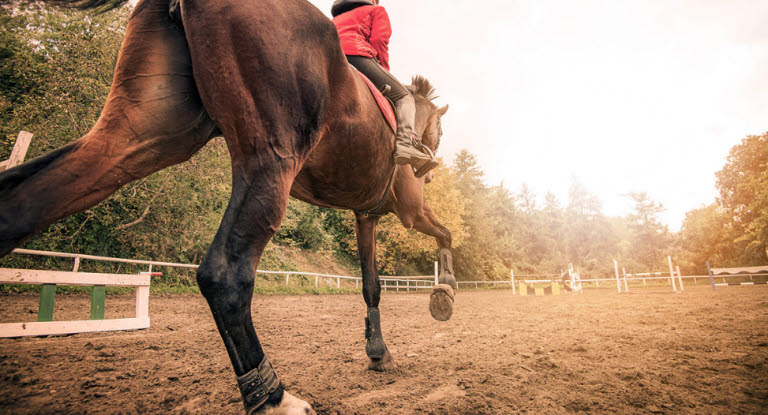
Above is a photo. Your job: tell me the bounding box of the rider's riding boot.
[392,95,439,178]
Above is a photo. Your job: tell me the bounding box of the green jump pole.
[706,261,716,291]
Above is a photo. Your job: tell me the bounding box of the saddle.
[353,69,397,133]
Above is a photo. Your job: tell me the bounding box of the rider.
[331,0,439,177]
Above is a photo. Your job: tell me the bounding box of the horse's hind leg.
[195,157,310,413]
[354,213,396,371]
[0,0,216,255]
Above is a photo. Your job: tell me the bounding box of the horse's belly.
[291,150,391,211]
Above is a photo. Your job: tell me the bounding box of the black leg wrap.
[365,307,387,359]
[237,355,281,414]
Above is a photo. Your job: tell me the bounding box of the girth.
[354,162,397,217]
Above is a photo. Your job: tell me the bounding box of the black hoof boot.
[365,307,389,354]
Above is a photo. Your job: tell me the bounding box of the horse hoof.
[256,391,315,415]
[430,284,454,321]
[368,350,396,372]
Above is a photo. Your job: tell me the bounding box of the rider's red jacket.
[332,5,391,70]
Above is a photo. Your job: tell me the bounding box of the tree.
[453,149,485,199]
[715,132,768,264]
[678,204,733,273]
[451,150,513,280]
[565,177,618,275]
[625,192,671,270]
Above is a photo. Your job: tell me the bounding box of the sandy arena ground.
[1,286,767,414]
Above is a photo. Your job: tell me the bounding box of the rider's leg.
[346,56,438,175]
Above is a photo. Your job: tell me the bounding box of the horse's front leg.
[411,203,457,321]
[354,212,396,371]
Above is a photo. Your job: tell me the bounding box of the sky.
[302,0,768,230]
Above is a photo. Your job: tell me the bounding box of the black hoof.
[368,350,396,371]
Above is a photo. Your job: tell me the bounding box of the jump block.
[0,268,150,337]
[517,281,561,296]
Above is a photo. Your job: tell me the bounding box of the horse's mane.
[409,75,439,102]
[44,0,129,11]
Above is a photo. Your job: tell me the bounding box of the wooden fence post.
[668,256,677,292]
[622,267,629,292]
[1,131,33,171]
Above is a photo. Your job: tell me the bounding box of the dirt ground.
[1,286,767,414]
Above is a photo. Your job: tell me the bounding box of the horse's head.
[408,75,449,156]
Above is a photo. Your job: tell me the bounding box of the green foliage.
[678,132,768,272]
[274,200,334,251]
[678,204,732,273]
[714,132,768,264]
[624,192,672,271]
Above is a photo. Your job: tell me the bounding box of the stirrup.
[414,159,439,178]
[411,140,439,178]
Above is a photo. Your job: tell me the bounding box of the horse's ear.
[437,105,449,117]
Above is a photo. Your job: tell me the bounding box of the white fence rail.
[5,249,435,291]
[11,250,762,294]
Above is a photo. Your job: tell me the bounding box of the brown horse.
[0,0,457,413]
